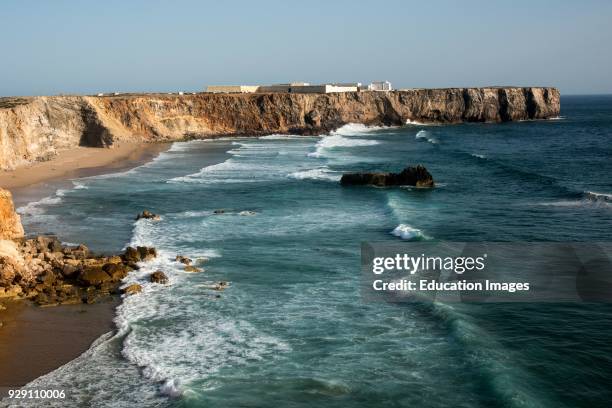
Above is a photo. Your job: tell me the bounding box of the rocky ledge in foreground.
[0,236,157,306]
[340,165,435,187]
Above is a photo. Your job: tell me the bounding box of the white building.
[206,82,361,94]
[206,85,260,93]
[368,81,392,91]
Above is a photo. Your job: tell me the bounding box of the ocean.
[12,95,612,408]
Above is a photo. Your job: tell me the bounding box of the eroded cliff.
[0,87,560,170]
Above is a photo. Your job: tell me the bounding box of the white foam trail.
[537,192,612,209]
[391,224,427,240]
[289,167,341,181]
[259,134,310,140]
[471,153,486,159]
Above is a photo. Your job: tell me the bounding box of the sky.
[1,0,611,96]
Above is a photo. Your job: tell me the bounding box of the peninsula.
[0,87,560,171]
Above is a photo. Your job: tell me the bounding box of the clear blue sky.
[1,0,611,96]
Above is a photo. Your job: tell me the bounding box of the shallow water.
[13,96,612,408]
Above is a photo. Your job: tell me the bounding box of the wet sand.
[0,298,119,389]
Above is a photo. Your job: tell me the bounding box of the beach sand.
[0,142,169,192]
[0,298,119,389]
[0,142,170,392]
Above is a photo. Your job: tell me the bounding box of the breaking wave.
[289,167,341,181]
[415,130,438,144]
[331,123,389,136]
[538,191,612,209]
[308,135,378,158]
[391,224,427,240]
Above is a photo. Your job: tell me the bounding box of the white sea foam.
[585,191,612,203]
[17,195,62,216]
[111,217,290,396]
[406,119,437,126]
[415,130,438,144]
[170,139,317,184]
[308,135,379,158]
[391,224,426,240]
[537,191,612,209]
[471,153,486,159]
[72,180,89,189]
[259,134,309,140]
[330,123,389,136]
[289,167,341,181]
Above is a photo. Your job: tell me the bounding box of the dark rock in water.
[135,210,161,221]
[176,255,192,265]
[213,209,226,214]
[122,283,142,295]
[123,246,156,263]
[340,165,434,188]
[184,265,202,273]
[150,271,168,284]
[138,246,157,261]
[123,246,140,263]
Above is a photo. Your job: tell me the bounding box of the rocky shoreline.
[0,191,215,310]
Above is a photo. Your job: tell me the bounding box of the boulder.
[175,255,192,265]
[150,271,168,284]
[79,267,112,286]
[123,246,140,263]
[137,246,157,261]
[106,255,123,264]
[184,265,203,273]
[340,165,434,188]
[0,188,25,240]
[122,283,142,295]
[135,210,161,221]
[48,238,63,253]
[61,263,80,278]
[103,263,132,281]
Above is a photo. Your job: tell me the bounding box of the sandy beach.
[0,142,170,392]
[0,143,169,192]
[0,299,119,389]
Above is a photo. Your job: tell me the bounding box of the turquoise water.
[15,96,612,407]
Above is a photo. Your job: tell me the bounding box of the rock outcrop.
[0,188,161,305]
[135,210,160,221]
[0,188,25,240]
[0,87,560,170]
[341,165,435,187]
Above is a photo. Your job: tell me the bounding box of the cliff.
[0,188,24,240]
[0,87,560,170]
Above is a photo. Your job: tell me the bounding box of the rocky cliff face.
[0,87,560,170]
[0,188,24,240]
